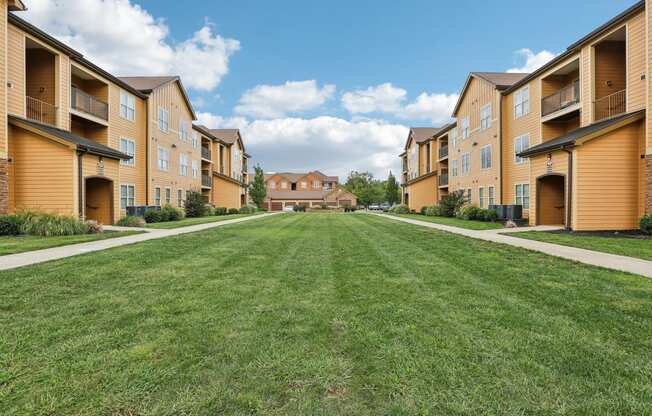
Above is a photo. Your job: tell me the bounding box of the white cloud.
[22,0,240,91]
[196,112,250,130]
[342,83,406,113]
[234,80,335,119]
[507,48,557,73]
[341,83,457,124]
[198,114,408,178]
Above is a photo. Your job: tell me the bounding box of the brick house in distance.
[263,171,357,211]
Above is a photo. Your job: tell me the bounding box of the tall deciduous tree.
[249,165,267,208]
[385,171,400,205]
[345,171,385,207]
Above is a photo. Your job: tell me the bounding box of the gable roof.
[264,171,339,183]
[452,72,529,116]
[503,1,645,95]
[9,116,132,160]
[517,110,645,158]
[210,128,240,144]
[119,76,196,120]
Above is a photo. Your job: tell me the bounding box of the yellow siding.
[579,45,592,127]
[528,151,570,227]
[212,176,241,209]
[7,25,24,118]
[0,2,7,159]
[574,122,643,230]
[81,154,120,224]
[8,125,75,214]
[406,175,438,212]
[627,12,646,111]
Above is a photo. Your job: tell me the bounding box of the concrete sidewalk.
[0,212,280,271]
[373,213,652,279]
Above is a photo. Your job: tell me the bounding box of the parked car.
[368,204,382,211]
[283,205,295,212]
[380,203,391,210]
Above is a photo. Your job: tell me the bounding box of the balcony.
[439,145,448,160]
[594,89,626,122]
[201,146,211,161]
[439,173,448,187]
[202,173,212,188]
[541,80,580,117]
[26,96,57,126]
[71,86,108,121]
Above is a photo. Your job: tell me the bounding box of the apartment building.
[400,0,652,231]
[0,2,251,223]
[264,171,356,211]
[400,126,456,212]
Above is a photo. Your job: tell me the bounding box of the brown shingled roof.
[411,128,441,143]
[210,129,240,144]
[471,72,529,89]
[118,76,178,93]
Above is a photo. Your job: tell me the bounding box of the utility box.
[126,205,160,217]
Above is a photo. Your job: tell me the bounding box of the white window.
[281,181,287,189]
[158,107,169,132]
[179,154,189,177]
[313,180,321,188]
[158,147,169,171]
[191,160,199,179]
[514,86,530,118]
[179,120,189,141]
[165,187,171,205]
[451,160,458,177]
[480,104,491,130]
[514,134,530,164]
[177,189,183,207]
[120,184,135,209]
[120,90,135,121]
[119,138,135,166]
[481,145,492,169]
[461,153,470,174]
[191,130,199,148]
[154,187,161,206]
[466,188,472,203]
[270,181,276,189]
[461,117,470,140]
[488,186,495,206]
[301,181,307,189]
[449,127,457,148]
[479,187,485,208]
[515,183,530,209]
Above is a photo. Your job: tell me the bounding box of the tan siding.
[580,46,592,126]
[212,176,241,209]
[627,12,646,111]
[7,25,24,118]
[82,155,120,224]
[406,175,438,212]
[0,3,7,158]
[8,125,75,214]
[528,151,570,226]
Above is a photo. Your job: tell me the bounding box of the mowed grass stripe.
[1,213,651,415]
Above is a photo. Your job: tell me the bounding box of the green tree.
[385,171,400,205]
[345,171,385,207]
[249,165,267,208]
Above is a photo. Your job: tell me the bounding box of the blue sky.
[24,0,639,178]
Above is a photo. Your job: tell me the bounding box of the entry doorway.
[85,177,114,224]
[537,175,565,226]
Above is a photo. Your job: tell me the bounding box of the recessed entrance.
[537,174,565,226]
[85,177,114,225]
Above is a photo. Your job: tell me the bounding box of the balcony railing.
[439,145,449,159]
[201,146,211,160]
[71,86,108,120]
[541,80,580,117]
[439,173,448,187]
[26,96,57,126]
[594,89,626,122]
[202,174,212,188]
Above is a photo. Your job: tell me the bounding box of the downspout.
[77,149,85,219]
[145,97,150,205]
[498,94,503,204]
[563,147,573,229]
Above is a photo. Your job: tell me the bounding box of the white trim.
[480,144,492,170]
[119,137,136,167]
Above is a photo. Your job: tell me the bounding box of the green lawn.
[0,231,142,256]
[1,214,651,415]
[512,230,652,261]
[391,212,503,230]
[145,213,259,229]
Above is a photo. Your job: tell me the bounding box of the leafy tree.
[385,171,401,205]
[345,171,385,207]
[184,190,206,217]
[249,165,267,208]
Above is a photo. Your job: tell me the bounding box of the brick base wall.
[0,158,7,215]
[647,155,652,213]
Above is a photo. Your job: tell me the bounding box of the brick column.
[647,155,652,213]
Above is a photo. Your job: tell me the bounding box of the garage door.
[270,202,283,211]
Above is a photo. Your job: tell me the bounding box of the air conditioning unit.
[126,205,160,217]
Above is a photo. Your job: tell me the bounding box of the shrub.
[440,191,467,217]
[228,208,240,215]
[292,205,306,212]
[184,190,206,217]
[214,207,228,216]
[483,208,499,222]
[144,209,163,223]
[0,215,23,235]
[456,205,483,220]
[85,220,103,234]
[116,215,146,227]
[161,204,184,221]
[425,205,441,217]
[18,212,89,236]
[344,206,357,212]
[390,204,410,214]
[240,205,258,214]
[204,205,215,216]
[419,206,428,215]
[641,214,652,235]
